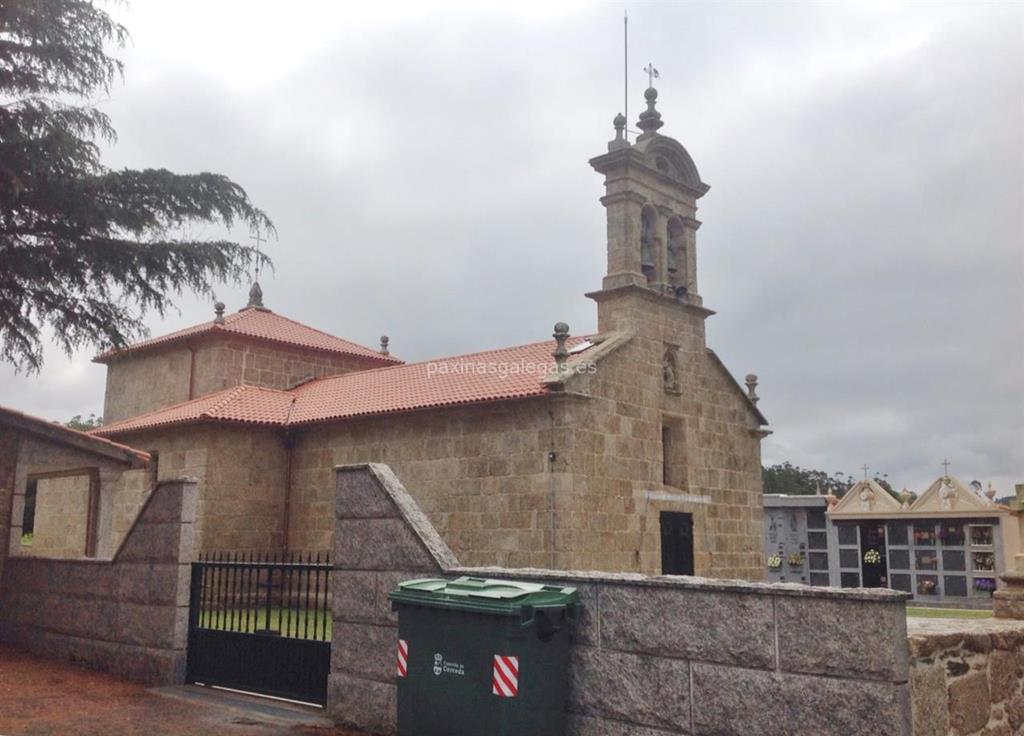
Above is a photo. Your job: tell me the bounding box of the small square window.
[916,550,939,571]
[914,523,936,546]
[807,531,827,550]
[840,572,860,588]
[972,551,996,572]
[970,526,994,547]
[943,550,966,572]
[944,576,967,597]
[809,552,828,571]
[938,523,965,546]
[886,522,908,546]
[891,574,912,593]
[837,524,858,546]
[916,574,939,596]
[806,509,827,530]
[809,573,830,587]
[840,549,860,569]
[889,549,910,570]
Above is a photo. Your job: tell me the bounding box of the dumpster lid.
[389,576,578,615]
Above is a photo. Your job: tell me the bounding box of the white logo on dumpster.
[432,652,465,677]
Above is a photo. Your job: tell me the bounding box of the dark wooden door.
[660,512,694,575]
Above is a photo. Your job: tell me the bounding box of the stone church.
[3,86,769,580]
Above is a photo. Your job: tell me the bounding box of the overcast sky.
[2,1,1021,494]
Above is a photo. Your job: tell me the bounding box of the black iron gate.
[186,551,332,705]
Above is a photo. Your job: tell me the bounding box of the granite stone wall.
[908,617,1024,736]
[30,473,92,558]
[115,425,286,554]
[0,478,196,685]
[0,432,19,583]
[329,464,912,736]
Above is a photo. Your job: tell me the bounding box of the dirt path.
[0,645,361,736]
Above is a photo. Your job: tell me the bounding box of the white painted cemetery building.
[763,475,1021,605]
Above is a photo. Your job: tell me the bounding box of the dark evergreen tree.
[0,0,273,371]
[763,462,900,499]
[65,412,101,430]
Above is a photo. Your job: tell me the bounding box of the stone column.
[994,484,1024,619]
[680,215,701,301]
[600,190,648,290]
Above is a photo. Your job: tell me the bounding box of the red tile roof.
[0,404,150,464]
[94,307,402,365]
[94,336,594,436]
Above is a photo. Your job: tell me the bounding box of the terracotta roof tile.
[95,337,594,436]
[93,386,295,436]
[94,307,401,365]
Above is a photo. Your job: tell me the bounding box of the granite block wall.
[329,464,913,736]
[908,617,1024,736]
[115,425,286,554]
[0,478,197,685]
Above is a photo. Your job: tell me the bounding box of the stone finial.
[899,487,913,509]
[986,482,997,502]
[609,112,629,151]
[247,281,264,309]
[636,86,664,138]
[553,322,570,364]
[745,374,759,404]
[213,301,226,325]
[380,335,390,356]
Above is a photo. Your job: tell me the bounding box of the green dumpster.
[388,576,578,736]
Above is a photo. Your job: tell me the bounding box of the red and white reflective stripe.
[397,639,409,678]
[492,654,519,697]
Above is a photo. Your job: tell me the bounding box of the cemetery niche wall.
[763,494,830,587]
[764,476,1021,606]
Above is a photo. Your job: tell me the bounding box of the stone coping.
[906,616,1024,637]
[449,566,911,603]
[763,494,828,508]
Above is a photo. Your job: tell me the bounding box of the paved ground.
[0,645,362,736]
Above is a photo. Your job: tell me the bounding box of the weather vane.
[643,62,660,89]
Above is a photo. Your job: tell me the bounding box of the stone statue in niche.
[663,346,679,393]
[859,486,876,511]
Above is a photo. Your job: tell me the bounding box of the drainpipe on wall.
[281,430,296,550]
[547,408,558,570]
[187,343,197,400]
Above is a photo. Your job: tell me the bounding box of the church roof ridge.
[93,306,402,365]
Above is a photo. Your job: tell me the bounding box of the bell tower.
[587,85,712,337]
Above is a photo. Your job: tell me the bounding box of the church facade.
[5,86,769,579]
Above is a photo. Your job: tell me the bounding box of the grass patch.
[906,607,992,619]
[198,607,331,639]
